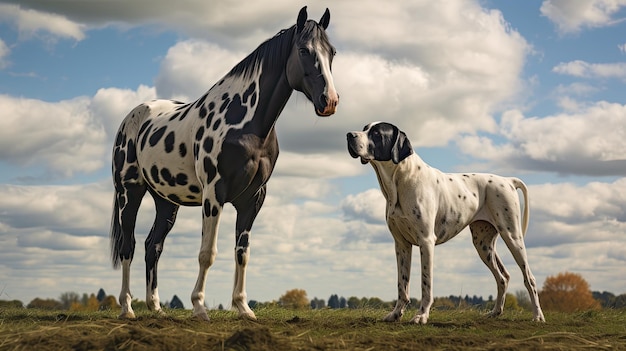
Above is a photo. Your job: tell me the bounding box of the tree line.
[1,272,624,313]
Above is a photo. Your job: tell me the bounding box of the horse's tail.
[110,193,123,269]
[511,177,529,237]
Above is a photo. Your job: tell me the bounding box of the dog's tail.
[511,177,529,236]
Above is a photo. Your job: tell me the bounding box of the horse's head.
[286,6,339,117]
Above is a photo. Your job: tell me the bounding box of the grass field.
[1,307,625,350]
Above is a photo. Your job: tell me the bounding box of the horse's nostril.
[320,94,331,108]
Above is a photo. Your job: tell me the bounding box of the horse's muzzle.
[316,91,339,117]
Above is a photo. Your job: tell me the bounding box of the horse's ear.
[297,6,308,33]
[391,130,413,164]
[319,8,330,30]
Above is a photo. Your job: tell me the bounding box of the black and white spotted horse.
[110,7,338,321]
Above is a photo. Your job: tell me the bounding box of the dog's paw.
[409,313,429,324]
[383,310,402,322]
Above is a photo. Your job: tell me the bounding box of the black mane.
[227,20,333,80]
[227,26,297,80]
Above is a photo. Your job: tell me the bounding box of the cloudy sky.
[0,0,625,309]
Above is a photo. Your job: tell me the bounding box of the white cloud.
[0,39,9,69]
[553,60,626,80]
[0,3,86,42]
[154,40,244,101]
[0,86,155,179]
[457,102,626,176]
[90,85,157,137]
[540,0,626,34]
[4,0,312,48]
[0,95,105,177]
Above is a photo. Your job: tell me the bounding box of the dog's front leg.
[384,238,412,322]
[411,238,435,324]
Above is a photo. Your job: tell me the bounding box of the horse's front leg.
[231,186,267,320]
[191,196,223,321]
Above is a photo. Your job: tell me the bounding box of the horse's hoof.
[118,311,136,319]
[239,311,257,321]
[192,311,210,322]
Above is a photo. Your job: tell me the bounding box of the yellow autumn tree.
[279,289,309,309]
[539,272,601,312]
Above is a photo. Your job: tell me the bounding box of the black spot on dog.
[211,205,219,217]
[179,143,187,157]
[164,132,175,153]
[203,136,214,153]
[189,185,201,193]
[193,143,200,158]
[225,94,247,125]
[149,126,167,147]
[250,92,257,107]
[199,105,207,119]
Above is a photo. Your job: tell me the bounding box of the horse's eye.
[299,48,309,55]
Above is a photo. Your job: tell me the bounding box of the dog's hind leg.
[470,220,510,318]
[383,238,412,322]
[499,227,545,322]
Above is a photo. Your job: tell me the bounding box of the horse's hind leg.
[145,191,179,313]
[469,220,510,317]
[111,183,147,319]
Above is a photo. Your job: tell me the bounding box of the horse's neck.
[240,60,292,139]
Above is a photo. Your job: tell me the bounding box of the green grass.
[1,307,625,350]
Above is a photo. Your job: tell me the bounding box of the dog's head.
[346,122,413,165]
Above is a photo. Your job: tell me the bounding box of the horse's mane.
[227,26,297,79]
[227,21,333,80]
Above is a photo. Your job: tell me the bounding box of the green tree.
[59,292,80,310]
[0,300,24,308]
[515,290,532,311]
[99,295,120,311]
[347,296,360,309]
[27,298,63,310]
[328,294,339,309]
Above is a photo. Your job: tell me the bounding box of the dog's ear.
[391,130,413,164]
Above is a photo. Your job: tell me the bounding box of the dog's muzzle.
[346,133,370,164]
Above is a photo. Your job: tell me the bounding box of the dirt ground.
[1,308,625,350]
